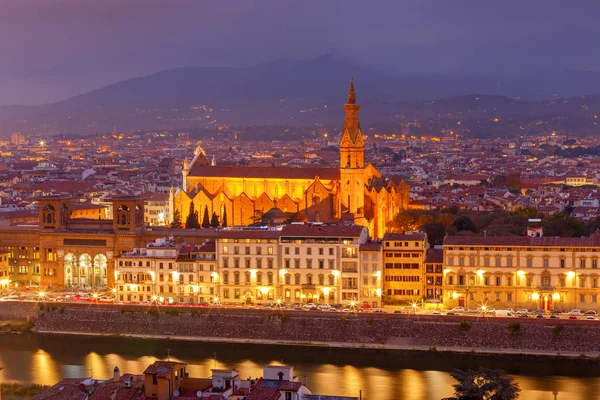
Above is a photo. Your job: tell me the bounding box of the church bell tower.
[339,77,365,218]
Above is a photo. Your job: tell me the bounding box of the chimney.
[113,366,120,381]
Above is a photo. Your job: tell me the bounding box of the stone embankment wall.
[0,301,39,321]
[1,303,599,353]
[8,303,596,354]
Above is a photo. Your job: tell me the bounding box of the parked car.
[550,309,562,315]
[536,314,546,319]
[317,304,331,310]
[516,309,530,314]
[569,315,579,320]
[303,303,316,309]
[451,307,465,312]
[585,310,598,315]
[446,312,457,316]
[467,308,480,313]
[586,316,597,320]
[549,315,559,319]
[373,309,385,313]
[568,309,582,316]
[518,314,530,318]
[531,309,546,314]
[331,304,343,310]
[360,304,372,310]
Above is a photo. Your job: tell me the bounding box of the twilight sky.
[1,0,599,106]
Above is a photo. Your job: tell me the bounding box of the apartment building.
[443,233,600,310]
[278,224,371,305]
[216,229,280,305]
[382,232,428,302]
[359,242,383,307]
[115,238,178,303]
[424,247,443,300]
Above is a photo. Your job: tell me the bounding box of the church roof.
[187,165,340,180]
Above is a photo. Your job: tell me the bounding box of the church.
[171,79,409,238]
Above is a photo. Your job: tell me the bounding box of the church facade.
[171,79,409,238]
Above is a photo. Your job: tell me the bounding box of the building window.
[447,257,454,266]
[469,257,475,267]
[495,277,501,286]
[559,259,565,268]
[581,259,586,269]
[559,278,566,288]
[580,278,586,288]
[526,258,533,268]
[507,293,512,301]
[580,294,586,304]
[484,257,490,267]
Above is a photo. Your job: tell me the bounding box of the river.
[0,333,599,399]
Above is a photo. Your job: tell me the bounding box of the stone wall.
[21,303,600,354]
[0,301,39,321]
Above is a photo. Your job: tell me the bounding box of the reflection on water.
[0,333,599,399]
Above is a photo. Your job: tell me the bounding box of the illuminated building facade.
[443,234,600,310]
[172,79,409,239]
[382,232,428,302]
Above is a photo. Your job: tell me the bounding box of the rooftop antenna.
[167,349,170,361]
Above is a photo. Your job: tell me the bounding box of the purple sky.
[1,0,599,106]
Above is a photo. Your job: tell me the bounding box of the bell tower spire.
[339,77,366,219]
[348,76,356,104]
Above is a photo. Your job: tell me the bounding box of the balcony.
[536,286,555,292]
[302,284,316,290]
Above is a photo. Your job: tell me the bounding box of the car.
[293,307,303,311]
[446,312,457,316]
[360,304,372,309]
[303,303,316,309]
[451,307,465,312]
[485,307,496,313]
[516,309,530,314]
[568,309,582,316]
[328,308,339,312]
[331,304,343,310]
[393,310,404,314]
[569,315,579,320]
[0,295,20,301]
[532,309,546,314]
[585,310,598,315]
[586,316,597,320]
[291,303,302,309]
[263,306,273,310]
[505,308,515,313]
[536,314,546,319]
[317,304,331,310]
[467,308,480,313]
[431,311,441,315]
[234,305,244,309]
[549,315,559,319]
[308,306,319,311]
[550,309,562,314]
[373,309,385,313]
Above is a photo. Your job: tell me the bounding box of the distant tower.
[339,77,365,217]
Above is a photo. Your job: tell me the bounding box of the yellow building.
[172,79,409,239]
[443,234,600,311]
[382,232,428,303]
[0,250,10,291]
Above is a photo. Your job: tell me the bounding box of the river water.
[0,333,598,399]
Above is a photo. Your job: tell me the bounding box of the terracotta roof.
[359,242,382,251]
[187,165,340,180]
[245,379,282,400]
[383,232,426,241]
[280,224,365,238]
[143,361,182,378]
[444,234,600,247]
[217,230,281,239]
[425,248,443,263]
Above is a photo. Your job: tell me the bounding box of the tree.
[252,210,264,226]
[422,222,446,246]
[170,210,182,229]
[202,205,210,228]
[222,207,228,227]
[445,368,520,400]
[185,201,200,229]
[210,212,220,228]
[452,215,477,233]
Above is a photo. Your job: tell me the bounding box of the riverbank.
[11,301,600,358]
[32,328,600,359]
